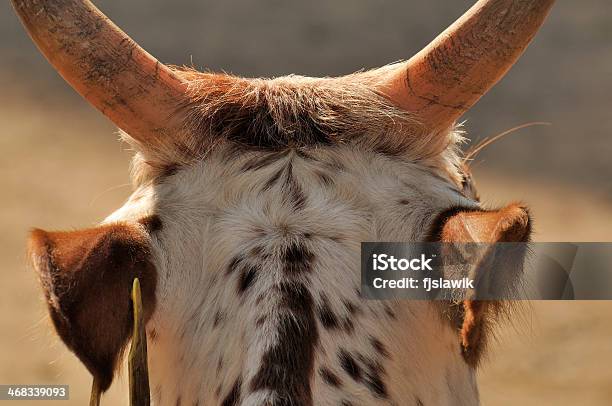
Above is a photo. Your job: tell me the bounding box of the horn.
[11,0,188,152]
[379,0,555,133]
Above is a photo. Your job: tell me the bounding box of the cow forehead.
[100,144,480,404]
[106,143,474,234]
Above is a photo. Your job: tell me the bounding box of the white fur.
[106,137,480,405]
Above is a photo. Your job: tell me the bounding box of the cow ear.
[28,223,157,392]
[438,203,531,243]
[435,203,531,366]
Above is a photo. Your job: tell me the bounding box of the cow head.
[16,0,552,396]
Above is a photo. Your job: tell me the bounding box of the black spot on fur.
[250,245,263,257]
[276,283,311,312]
[227,256,260,295]
[250,282,318,406]
[343,301,360,316]
[288,180,306,209]
[217,357,224,373]
[373,139,405,157]
[383,304,397,320]
[295,149,317,161]
[226,256,243,275]
[341,401,354,406]
[362,359,388,399]
[319,367,342,388]
[338,349,362,382]
[263,167,284,190]
[370,337,390,358]
[139,214,163,233]
[342,317,355,334]
[366,375,387,398]
[255,315,266,327]
[161,163,180,177]
[284,242,314,274]
[329,235,344,243]
[221,378,241,406]
[213,311,224,328]
[238,265,258,293]
[315,171,335,187]
[242,150,289,171]
[283,161,306,209]
[317,295,339,330]
[176,396,181,406]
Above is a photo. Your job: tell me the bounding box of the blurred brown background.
[1,0,611,404]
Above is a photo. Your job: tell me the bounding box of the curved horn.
[379,0,555,133]
[11,0,188,150]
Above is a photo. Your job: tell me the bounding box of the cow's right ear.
[28,223,157,392]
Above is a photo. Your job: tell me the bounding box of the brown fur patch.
[429,203,531,367]
[127,67,460,165]
[177,70,404,150]
[28,223,157,391]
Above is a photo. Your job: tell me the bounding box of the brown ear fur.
[439,204,530,243]
[437,203,531,367]
[28,223,157,391]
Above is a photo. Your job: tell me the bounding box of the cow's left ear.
[28,223,157,392]
[433,203,531,366]
[437,203,531,244]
